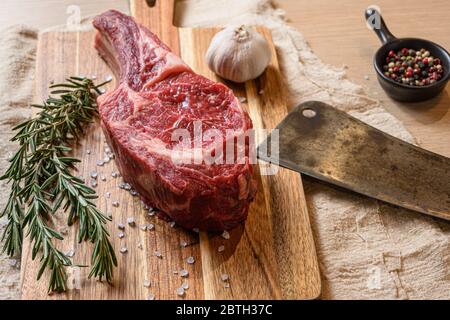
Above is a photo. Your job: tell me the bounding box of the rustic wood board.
[21,0,320,299]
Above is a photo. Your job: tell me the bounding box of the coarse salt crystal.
[8,259,17,267]
[180,269,189,277]
[117,223,125,230]
[186,256,195,264]
[105,75,113,81]
[90,180,98,188]
[221,230,230,240]
[154,250,162,258]
[120,247,128,254]
[218,245,225,253]
[180,240,188,248]
[176,287,185,297]
[90,171,98,179]
[169,221,176,228]
[127,217,135,226]
[106,191,111,198]
[140,225,147,231]
[143,279,151,287]
[118,232,125,239]
[96,160,104,166]
[221,273,229,281]
[147,223,155,230]
[147,293,155,300]
[118,182,130,190]
[182,281,189,290]
[112,201,119,207]
[192,228,199,233]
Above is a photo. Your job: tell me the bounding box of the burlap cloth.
[0,0,448,299]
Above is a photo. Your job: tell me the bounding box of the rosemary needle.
[0,77,117,292]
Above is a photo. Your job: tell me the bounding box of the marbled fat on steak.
[93,10,256,230]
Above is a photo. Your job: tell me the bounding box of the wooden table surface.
[1,0,449,156]
[276,0,450,157]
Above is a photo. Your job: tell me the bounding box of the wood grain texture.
[21,30,204,301]
[21,0,321,299]
[179,26,321,299]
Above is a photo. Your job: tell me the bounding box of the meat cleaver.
[257,101,450,221]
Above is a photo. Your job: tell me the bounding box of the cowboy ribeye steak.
[93,10,256,231]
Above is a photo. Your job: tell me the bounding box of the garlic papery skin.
[205,25,272,83]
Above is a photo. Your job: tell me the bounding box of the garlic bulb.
[205,25,272,83]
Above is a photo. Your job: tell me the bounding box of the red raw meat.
[93,10,256,231]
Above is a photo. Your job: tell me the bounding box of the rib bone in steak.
[93,10,256,231]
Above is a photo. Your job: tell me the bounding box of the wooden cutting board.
[20,0,321,300]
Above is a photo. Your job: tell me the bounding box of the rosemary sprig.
[0,77,117,292]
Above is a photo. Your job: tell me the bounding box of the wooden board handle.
[130,0,180,54]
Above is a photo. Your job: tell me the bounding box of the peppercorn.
[382,47,445,87]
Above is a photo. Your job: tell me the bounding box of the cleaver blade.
[257,101,450,221]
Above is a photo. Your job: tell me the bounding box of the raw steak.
[93,10,256,231]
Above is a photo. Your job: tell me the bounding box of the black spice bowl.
[365,7,450,102]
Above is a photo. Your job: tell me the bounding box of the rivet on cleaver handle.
[257,101,450,221]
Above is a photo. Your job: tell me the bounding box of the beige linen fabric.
[0,25,37,299]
